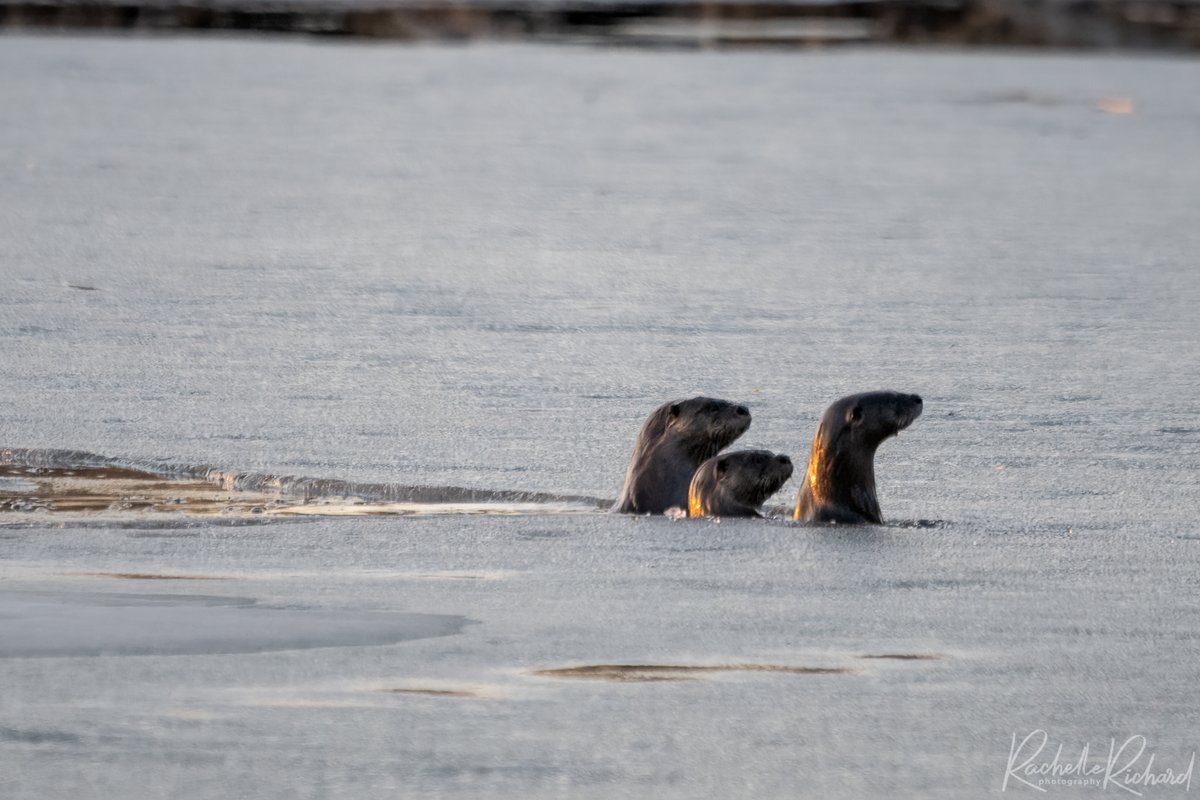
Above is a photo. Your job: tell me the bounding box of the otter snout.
[899,394,924,429]
[775,454,794,481]
[724,403,753,438]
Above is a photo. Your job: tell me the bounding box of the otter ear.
[668,404,680,418]
[846,405,863,425]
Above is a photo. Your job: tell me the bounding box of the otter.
[793,391,923,525]
[688,450,794,518]
[614,397,752,515]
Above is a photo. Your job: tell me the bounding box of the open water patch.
[0,589,471,658]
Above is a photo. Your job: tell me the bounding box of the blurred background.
[2,0,1199,50]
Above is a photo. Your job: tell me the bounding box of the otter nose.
[911,394,923,406]
[776,455,792,466]
[734,405,749,417]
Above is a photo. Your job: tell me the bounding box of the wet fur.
[793,391,923,525]
[614,397,752,514]
[689,450,794,518]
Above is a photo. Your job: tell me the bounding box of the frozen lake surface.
[2,35,1199,798]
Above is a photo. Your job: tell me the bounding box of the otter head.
[665,397,752,462]
[715,450,794,509]
[614,396,752,515]
[795,391,923,524]
[827,391,923,452]
[689,450,794,518]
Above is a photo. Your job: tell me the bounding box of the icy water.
[2,35,1200,798]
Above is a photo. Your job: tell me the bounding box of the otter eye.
[848,405,863,424]
[668,404,680,418]
[716,459,728,475]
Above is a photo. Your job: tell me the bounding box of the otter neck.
[805,434,881,523]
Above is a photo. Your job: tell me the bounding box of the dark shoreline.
[3,0,1199,50]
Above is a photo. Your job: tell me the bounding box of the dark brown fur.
[688,450,793,518]
[614,397,751,514]
[793,391,923,525]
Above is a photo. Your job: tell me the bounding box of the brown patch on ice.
[858,653,943,661]
[532,663,852,682]
[1096,97,1134,114]
[70,572,226,581]
[380,687,479,697]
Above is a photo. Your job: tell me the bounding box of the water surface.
[1,35,1198,799]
